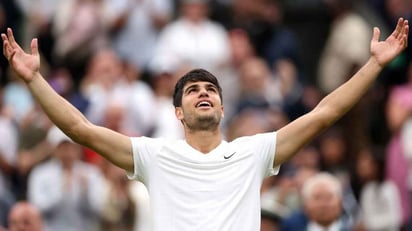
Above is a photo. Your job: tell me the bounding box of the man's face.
[8,204,42,231]
[176,81,223,131]
[181,2,208,23]
[304,182,342,226]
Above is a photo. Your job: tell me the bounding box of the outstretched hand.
[371,17,409,67]
[2,28,40,83]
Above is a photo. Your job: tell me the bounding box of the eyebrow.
[184,82,217,94]
[184,84,199,94]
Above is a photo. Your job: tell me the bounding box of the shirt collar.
[307,219,342,231]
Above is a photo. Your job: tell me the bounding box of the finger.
[6,28,22,50]
[402,20,409,36]
[2,33,8,56]
[31,38,39,56]
[7,28,16,47]
[403,34,408,48]
[2,35,12,59]
[403,24,409,47]
[1,33,7,43]
[392,18,404,39]
[372,27,380,43]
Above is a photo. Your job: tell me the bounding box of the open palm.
[2,28,40,82]
[371,18,409,67]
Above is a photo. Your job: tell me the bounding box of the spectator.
[2,72,34,124]
[152,0,231,74]
[150,62,186,139]
[52,0,110,84]
[105,0,174,71]
[7,201,43,231]
[18,0,64,67]
[281,172,353,231]
[316,126,359,224]
[356,146,402,231]
[385,60,412,227]
[216,28,255,126]
[236,56,282,114]
[100,161,136,231]
[27,126,107,231]
[303,173,353,230]
[48,67,89,114]
[318,0,371,94]
[0,86,19,227]
[81,48,155,136]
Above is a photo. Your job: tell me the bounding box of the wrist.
[367,56,385,71]
[25,71,42,85]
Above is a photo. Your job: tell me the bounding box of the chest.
[147,145,261,201]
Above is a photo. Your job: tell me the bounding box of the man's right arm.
[2,29,133,172]
[29,74,133,172]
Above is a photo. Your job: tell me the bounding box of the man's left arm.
[274,18,409,166]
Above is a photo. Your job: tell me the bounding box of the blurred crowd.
[0,0,412,230]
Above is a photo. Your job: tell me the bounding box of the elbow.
[63,119,94,146]
[311,106,341,130]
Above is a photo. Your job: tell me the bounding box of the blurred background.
[0,0,411,230]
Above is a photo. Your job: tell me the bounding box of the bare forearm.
[314,57,382,125]
[26,72,134,171]
[27,72,89,139]
[276,18,408,166]
[275,57,383,165]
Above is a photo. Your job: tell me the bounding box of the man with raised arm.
[2,18,409,231]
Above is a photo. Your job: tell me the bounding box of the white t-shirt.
[127,132,279,231]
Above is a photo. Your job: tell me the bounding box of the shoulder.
[131,136,185,152]
[200,20,228,38]
[131,136,170,145]
[229,132,277,145]
[160,20,185,34]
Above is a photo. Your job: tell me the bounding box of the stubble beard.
[185,113,221,132]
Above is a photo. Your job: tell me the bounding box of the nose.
[198,87,209,97]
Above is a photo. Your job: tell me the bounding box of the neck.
[185,128,222,154]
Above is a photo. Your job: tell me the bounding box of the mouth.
[196,100,213,108]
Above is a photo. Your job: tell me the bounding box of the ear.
[221,105,224,118]
[175,107,184,120]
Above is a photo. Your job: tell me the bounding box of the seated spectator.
[0,85,19,227]
[356,146,402,231]
[27,126,107,231]
[7,201,43,231]
[153,0,231,74]
[281,172,353,231]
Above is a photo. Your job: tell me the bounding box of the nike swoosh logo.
[224,152,236,159]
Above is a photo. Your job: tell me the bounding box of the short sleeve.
[254,132,279,177]
[235,132,279,178]
[126,136,162,183]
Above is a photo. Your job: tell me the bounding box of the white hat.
[46,126,73,148]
